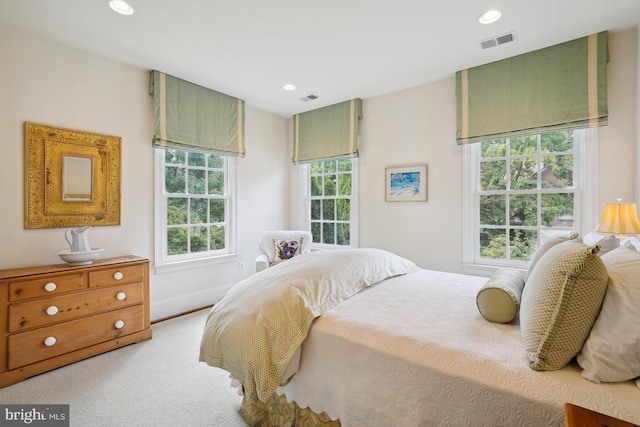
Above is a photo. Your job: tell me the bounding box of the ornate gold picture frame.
[24,122,121,228]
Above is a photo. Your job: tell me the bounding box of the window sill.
[461,263,527,278]
[154,253,239,274]
[310,244,356,251]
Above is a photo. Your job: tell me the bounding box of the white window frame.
[462,129,598,277]
[299,158,359,249]
[154,148,238,273]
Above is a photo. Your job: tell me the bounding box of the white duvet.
[278,269,640,426]
[199,248,418,402]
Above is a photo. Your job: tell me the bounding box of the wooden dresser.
[0,255,152,388]
[565,403,640,427]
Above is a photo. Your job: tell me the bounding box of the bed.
[199,245,640,426]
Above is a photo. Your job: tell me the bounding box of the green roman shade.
[292,99,362,164]
[149,70,246,156]
[456,32,608,145]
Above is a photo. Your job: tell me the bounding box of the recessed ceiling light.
[108,0,134,15]
[478,10,501,24]
[283,84,296,91]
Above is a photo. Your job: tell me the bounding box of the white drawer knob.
[46,306,59,316]
[113,272,124,280]
[114,320,125,329]
[44,282,57,292]
[116,292,127,301]
[44,336,57,347]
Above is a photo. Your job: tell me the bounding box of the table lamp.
[595,198,640,237]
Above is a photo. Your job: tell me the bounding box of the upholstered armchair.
[255,230,312,272]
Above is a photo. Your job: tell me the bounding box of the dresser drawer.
[8,305,145,370]
[8,273,85,302]
[89,264,144,288]
[8,282,144,333]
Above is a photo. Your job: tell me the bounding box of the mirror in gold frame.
[62,155,93,202]
[24,122,121,229]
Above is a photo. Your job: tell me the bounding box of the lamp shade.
[595,201,640,235]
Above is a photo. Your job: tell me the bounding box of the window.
[305,158,358,248]
[463,129,596,272]
[155,148,236,270]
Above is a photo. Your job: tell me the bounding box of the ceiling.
[1,0,639,117]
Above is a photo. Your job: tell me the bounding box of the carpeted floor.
[0,308,246,427]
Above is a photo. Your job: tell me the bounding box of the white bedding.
[199,248,417,402]
[277,268,640,426]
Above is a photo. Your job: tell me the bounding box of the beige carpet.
[0,308,246,427]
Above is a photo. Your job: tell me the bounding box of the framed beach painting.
[385,165,428,202]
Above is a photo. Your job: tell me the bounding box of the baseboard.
[151,305,213,324]
[149,282,235,322]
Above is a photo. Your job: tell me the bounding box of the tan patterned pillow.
[526,232,579,279]
[520,239,608,370]
[271,238,303,266]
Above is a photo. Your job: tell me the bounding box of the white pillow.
[577,243,640,384]
[624,236,640,251]
[581,232,620,256]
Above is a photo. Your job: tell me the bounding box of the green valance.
[292,99,362,165]
[456,32,608,145]
[149,70,246,156]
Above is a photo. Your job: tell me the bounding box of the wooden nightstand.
[0,256,152,388]
[565,403,640,427]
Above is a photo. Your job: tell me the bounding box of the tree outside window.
[163,149,228,258]
[477,131,576,263]
[309,159,354,246]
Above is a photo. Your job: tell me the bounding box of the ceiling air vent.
[477,31,517,50]
[299,94,320,102]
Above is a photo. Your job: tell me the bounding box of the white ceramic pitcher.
[65,226,92,252]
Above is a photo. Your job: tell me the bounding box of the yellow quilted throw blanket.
[199,248,416,402]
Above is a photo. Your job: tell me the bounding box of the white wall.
[0,23,289,320]
[598,29,638,205]
[637,27,640,203]
[355,28,638,273]
[1,23,637,318]
[358,78,462,272]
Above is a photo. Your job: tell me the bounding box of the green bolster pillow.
[476,268,525,323]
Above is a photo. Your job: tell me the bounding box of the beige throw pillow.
[520,239,608,371]
[526,232,579,279]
